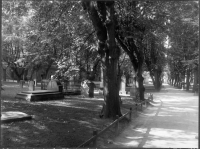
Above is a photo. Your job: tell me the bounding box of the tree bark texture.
[144,58,162,91]
[193,68,198,92]
[11,67,25,82]
[186,69,190,91]
[0,0,2,93]
[116,34,145,100]
[136,68,145,101]
[153,68,162,91]
[174,74,178,87]
[3,69,6,81]
[82,1,122,118]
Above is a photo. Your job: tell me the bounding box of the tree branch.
[116,35,138,70]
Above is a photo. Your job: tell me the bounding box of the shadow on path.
[137,101,163,148]
[101,84,198,148]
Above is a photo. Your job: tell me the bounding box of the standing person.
[41,74,43,80]
[87,81,96,98]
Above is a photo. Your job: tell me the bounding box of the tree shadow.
[1,94,118,147]
[112,88,198,148]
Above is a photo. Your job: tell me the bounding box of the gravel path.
[100,84,198,148]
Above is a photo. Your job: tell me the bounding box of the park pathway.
[102,84,198,148]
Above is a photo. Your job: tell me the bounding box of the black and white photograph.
[1,0,199,148]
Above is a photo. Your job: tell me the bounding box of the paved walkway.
[102,84,198,148]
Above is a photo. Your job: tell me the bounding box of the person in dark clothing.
[87,81,96,98]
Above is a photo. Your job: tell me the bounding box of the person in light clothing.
[81,80,89,97]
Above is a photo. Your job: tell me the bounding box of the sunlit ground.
[101,84,198,148]
[1,81,136,147]
[2,82,198,148]
[121,127,198,148]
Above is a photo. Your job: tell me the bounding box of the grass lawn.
[1,81,136,148]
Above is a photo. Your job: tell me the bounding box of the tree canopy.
[1,0,199,118]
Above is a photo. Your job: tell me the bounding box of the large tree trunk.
[44,62,53,79]
[177,74,180,88]
[177,75,180,87]
[169,78,171,85]
[3,68,6,81]
[186,69,190,91]
[24,69,29,81]
[173,75,177,87]
[103,2,121,118]
[147,65,162,91]
[29,68,35,80]
[170,79,173,85]
[136,67,145,101]
[0,0,2,94]
[82,1,122,118]
[149,71,155,86]
[117,62,123,93]
[181,70,186,89]
[193,68,198,92]
[175,74,179,87]
[104,53,121,118]
[116,31,145,101]
[11,67,25,82]
[154,69,160,91]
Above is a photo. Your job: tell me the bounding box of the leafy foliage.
[166,1,199,85]
[2,1,33,80]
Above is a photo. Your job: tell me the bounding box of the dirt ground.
[99,84,198,148]
[1,81,136,148]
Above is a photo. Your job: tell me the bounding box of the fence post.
[116,115,119,134]
[129,108,132,122]
[93,130,98,146]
